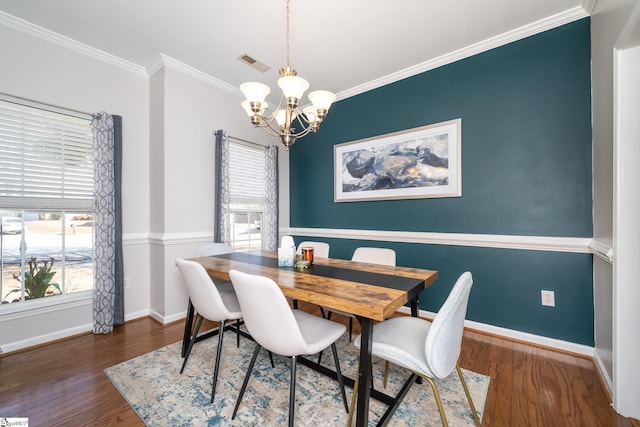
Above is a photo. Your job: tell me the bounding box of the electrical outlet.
[541,290,555,307]
[124,277,130,289]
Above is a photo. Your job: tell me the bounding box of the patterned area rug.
[105,328,489,426]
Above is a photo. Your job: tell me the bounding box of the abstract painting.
[334,118,461,202]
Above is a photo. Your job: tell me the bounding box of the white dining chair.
[351,247,396,266]
[175,258,243,403]
[295,241,330,258]
[324,247,396,341]
[348,271,480,427]
[187,242,242,348]
[229,269,349,427]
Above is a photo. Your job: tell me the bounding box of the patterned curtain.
[214,130,230,244]
[263,145,279,251]
[92,113,124,334]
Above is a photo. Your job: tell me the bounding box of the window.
[0,97,94,305]
[228,139,265,251]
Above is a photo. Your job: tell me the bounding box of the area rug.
[105,328,489,426]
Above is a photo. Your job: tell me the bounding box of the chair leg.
[316,310,333,365]
[423,376,449,427]
[236,318,241,348]
[383,360,390,389]
[456,364,481,426]
[319,306,326,318]
[330,343,349,413]
[268,351,275,368]
[210,320,226,403]
[348,317,353,342]
[180,315,204,374]
[232,343,261,420]
[347,363,359,427]
[289,355,297,427]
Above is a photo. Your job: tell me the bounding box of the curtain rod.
[0,92,96,121]
[225,133,271,150]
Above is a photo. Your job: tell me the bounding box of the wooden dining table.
[190,250,438,427]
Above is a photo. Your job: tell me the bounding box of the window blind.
[0,99,93,210]
[229,139,265,205]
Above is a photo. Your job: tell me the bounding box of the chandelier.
[239,0,336,150]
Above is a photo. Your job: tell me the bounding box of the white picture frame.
[334,118,462,202]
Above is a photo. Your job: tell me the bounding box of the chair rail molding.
[147,231,214,246]
[589,239,613,263]
[283,227,592,254]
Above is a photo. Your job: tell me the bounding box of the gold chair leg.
[423,376,448,427]
[347,363,360,427]
[347,363,359,427]
[383,360,389,389]
[456,363,481,426]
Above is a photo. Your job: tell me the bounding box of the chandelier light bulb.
[240,82,271,104]
[240,100,253,117]
[277,75,309,101]
[275,109,287,127]
[308,90,336,111]
[275,109,298,127]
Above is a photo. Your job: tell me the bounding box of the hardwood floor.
[1,304,638,426]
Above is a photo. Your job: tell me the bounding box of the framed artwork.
[334,118,462,202]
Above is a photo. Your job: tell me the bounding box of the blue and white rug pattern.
[104,328,489,426]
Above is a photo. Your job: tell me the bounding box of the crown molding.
[0,10,147,77]
[581,0,597,14]
[337,6,591,100]
[147,54,241,96]
[283,227,592,253]
[1,5,591,100]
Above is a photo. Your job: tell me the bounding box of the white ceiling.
[0,0,590,98]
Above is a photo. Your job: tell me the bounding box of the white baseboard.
[148,309,187,325]
[593,350,613,399]
[124,309,150,322]
[397,306,595,357]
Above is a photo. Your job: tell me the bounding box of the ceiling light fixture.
[239,0,336,150]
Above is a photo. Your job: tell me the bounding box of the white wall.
[591,0,631,392]
[592,0,640,418]
[0,23,151,351]
[613,42,640,419]
[148,61,289,322]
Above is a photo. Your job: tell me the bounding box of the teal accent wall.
[289,19,594,345]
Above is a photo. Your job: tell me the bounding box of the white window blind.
[229,139,265,204]
[0,99,93,210]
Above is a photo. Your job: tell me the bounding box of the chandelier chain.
[285,0,290,67]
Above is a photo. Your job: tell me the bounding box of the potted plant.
[4,257,61,301]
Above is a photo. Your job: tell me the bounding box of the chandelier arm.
[255,117,285,137]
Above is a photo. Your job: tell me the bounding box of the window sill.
[0,290,93,318]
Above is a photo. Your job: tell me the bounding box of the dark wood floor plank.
[482,334,514,426]
[1,306,638,426]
